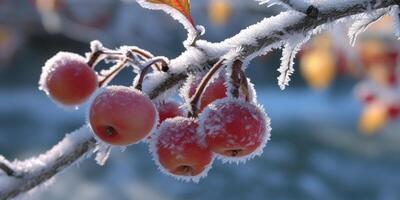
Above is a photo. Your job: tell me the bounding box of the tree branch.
[0,0,398,198]
[0,163,14,177]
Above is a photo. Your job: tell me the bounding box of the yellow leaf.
[145,0,194,26]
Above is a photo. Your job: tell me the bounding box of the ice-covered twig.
[1,0,398,198]
[0,126,96,199]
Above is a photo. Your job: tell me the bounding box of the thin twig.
[189,59,225,117]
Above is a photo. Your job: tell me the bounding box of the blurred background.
[1,0,400,199]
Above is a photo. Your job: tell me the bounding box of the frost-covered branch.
[1,0,399,198]
[0,127,96,199]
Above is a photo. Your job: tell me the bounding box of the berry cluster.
[39,42,271,182]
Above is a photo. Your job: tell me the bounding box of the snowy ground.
[1,88,400,200]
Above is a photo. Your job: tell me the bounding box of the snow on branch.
[1,0,399,198]
[0,126,96,199]
[348,8,390,46]
[391,5,400,38]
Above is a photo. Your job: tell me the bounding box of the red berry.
[39,52,98,106]
[388,71,397,87]
[388,104,400,120]
[198,98,271,163]
[151,117,213,182]
[182,74,227,111]
[361,93,376,104]
[356,85,376,105]
[89,86,158,146]
[156,101,184,124]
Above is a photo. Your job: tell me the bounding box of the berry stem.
[134,57,169,91]
[98,59,129,87]
[87,50,124,68]
[130,48,164,72]
[230,60,243,99]
[238,69,251,102]
[87,47,163,72]
[189,59,225,117]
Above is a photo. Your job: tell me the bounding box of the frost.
[90,40,104,53]
[195,10,303,60]
[142,71,180,103]
[0,125,94,198]
[256,0,306,11]
[179,74,197,103]
[11,125,94,173]
[390,5,400,39]
[142,47,208,102]
[93,142,112,166]
[278,34,309,90]
[256,0,291,8]
[348,8,388,46]
[198,98,272,164]
[246,77,258,104]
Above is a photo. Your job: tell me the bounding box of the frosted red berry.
[184,74,228,111]
[89,86,158,146]
[39,52,98,106]
[152,117,213,181]
[156,101,184,124]
[199,98,270,162]
[388,104,400,120]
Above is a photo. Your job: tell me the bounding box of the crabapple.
[89,86,157,146]
[358,91,376,105]
[388,71,397,87]
[388,104,400,120]
[199,98,270,161]
[185,74,228,111]
[39,52,98,106]
[359,102,388,134]
[156,101,184,124]
[152,117,213,179]
[300,49,336,90]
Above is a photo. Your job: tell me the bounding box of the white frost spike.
[277,35,307,90]
[256,0,291,9]
[348,8,388,46]
[90,40,104,53]
[391,5,400,39]
[93,142,112,166]
[149,117,213,183]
